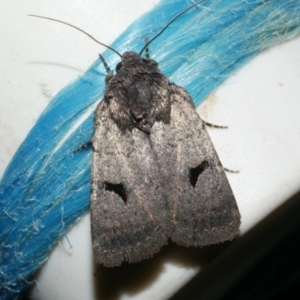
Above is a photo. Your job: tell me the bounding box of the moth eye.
[115,62,122,72]
[189,161,210,187]
[104,181,127,204]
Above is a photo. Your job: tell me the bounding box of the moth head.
[115,52,158,72]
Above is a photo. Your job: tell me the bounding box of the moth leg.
[99,54,111,73]
[99,54,114,83]
[203,120,239,172]
[202,120,240,173]
[203,120,228,129]
[72,141,92,153]
[224,167,239,173]
[144,36,150,59]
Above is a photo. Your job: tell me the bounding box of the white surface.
[1,1,300,299]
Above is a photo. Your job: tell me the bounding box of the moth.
[30,1,240,268]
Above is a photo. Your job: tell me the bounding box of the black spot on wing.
[189,161,210,187]
[104,181,127,203]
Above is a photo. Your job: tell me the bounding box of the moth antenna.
[139,0,205,55]
[28,15,122,58]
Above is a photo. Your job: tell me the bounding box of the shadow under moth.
[31,1,240,267]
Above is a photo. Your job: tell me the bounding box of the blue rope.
[1,0,300,298]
